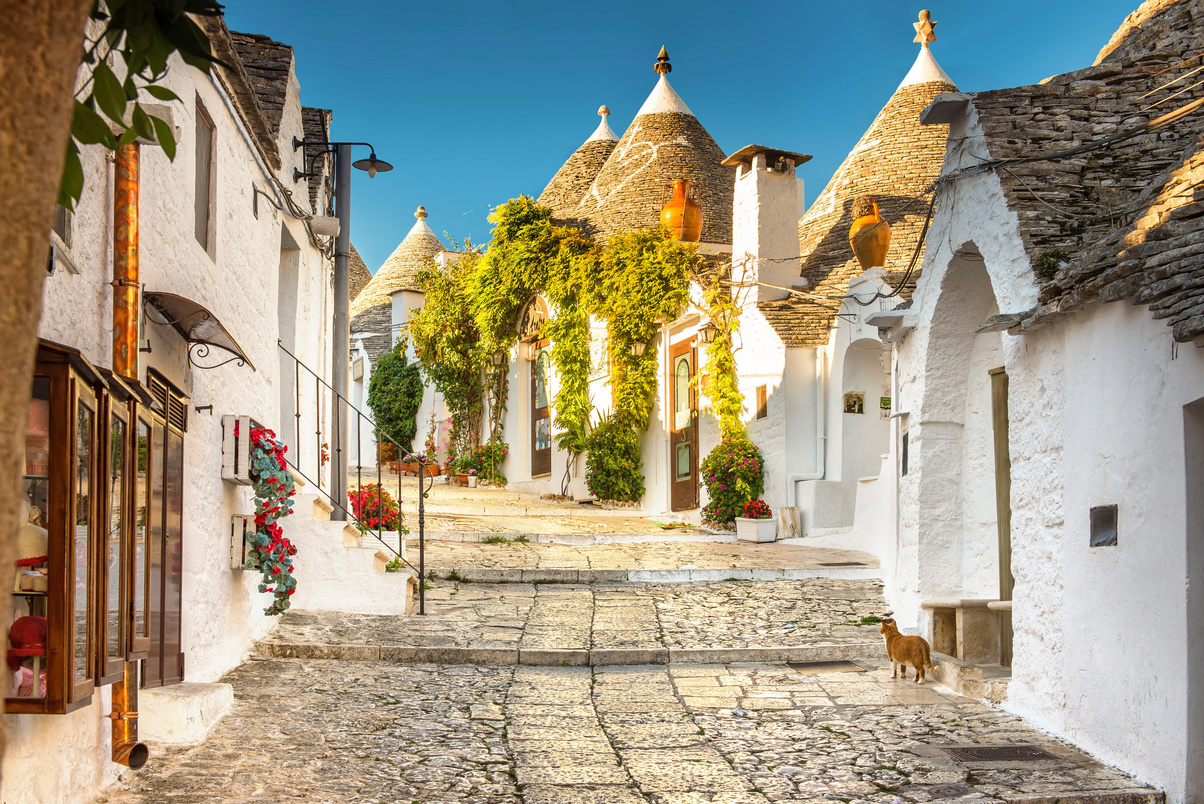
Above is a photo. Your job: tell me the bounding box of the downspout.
[112,143,140,378]
[786,347,827,507]
[111,142,148,769]
[109,661,148,769]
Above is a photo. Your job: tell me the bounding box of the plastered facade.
[4,47,334,804]
[889,102,1204,803]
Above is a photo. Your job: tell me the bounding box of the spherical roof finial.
[654,46,672,76]
[913,9,937,45]
[415,206,427,220]
[598,105,610,118]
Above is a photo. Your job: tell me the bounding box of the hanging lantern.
[698,322,719,344]
[660,179,703,243]
[630,341,647,357]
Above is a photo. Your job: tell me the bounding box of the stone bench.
[920,598,1005,665]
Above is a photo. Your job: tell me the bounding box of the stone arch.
[915,244,1005,600]
[839,337,890,483]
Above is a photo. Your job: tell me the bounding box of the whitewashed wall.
[891,103,1204,803]
[5,50,332,804]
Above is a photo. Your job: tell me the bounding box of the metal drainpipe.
[109,660,148,768]
[330,144,351,520]
[113,143,140,378]
[110,143,148,768]
[786,348,827,508]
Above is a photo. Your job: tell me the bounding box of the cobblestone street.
[98,657,1158,804]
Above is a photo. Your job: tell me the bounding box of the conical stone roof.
[538,106,620,218]
[348,243,372,304]
[763,15,958,347]
[572,48,735,244]
[350,207,443,317]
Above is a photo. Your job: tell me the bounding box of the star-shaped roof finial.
[913,9,937,46]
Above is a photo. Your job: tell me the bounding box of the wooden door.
[670,340,699,511]
[531,339,552,477]
[990,367,1013,667]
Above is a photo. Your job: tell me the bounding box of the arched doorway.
[915,246,1008,607]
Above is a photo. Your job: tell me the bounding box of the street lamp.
[293,137,392,521]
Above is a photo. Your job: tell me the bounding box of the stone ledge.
[139,682,234,746]
[253,641,885,667]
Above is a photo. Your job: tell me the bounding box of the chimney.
[724,145,811,304]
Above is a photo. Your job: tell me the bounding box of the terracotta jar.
[660,179,703,243]
[849,196,892,269]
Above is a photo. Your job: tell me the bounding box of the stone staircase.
[279,486,418,615]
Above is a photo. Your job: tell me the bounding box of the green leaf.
[131,103,155,141]
[71,101,117,149]
[117,126,140,148]
[122,76,138,101]
[142,84,180,102]
[92,61,127,123]
[151,115,176,160]
[57,141,83,212]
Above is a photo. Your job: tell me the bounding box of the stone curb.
[428,566,881,583]
[255,641,886,666]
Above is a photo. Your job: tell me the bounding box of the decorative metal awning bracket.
[188,342,246,371]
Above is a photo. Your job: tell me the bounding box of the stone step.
[425,566,881,583]
[931,651,1011,704]
[254,641,886,667]
[312,496,334,521]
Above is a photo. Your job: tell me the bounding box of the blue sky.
[224,0,1141,272]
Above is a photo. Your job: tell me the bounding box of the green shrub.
[584,413,644,502]
[367,341,424,454]
[700,436,765,527]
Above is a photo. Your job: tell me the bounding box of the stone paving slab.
[411,539,878,579]
[100,657,1161,803]
[256,579,890,664]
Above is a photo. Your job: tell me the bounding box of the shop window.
[8,343,185,715]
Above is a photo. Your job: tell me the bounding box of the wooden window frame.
[126,411,153,660]
[97,390,131,685]
[755,385,768,420]
[194,97,216,254]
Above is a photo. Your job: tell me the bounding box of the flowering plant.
[742,499,772,520]
[246,425,298,616]
[700,435,764,528]
[453,440,508,484]
[348,483,404,533]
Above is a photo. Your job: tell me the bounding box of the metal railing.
[277,340,429,614]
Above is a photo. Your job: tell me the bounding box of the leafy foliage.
[700,435,765,527]
[584,413,644,502]
[367,341,424,454]
[246,426,297,616]
[409,244,484,456]
[61,0,226,209]
[453,441,509,485]
[699,274,745,438]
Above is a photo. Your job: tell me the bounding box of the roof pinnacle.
[599,105,610,119]
[913,9,937,46]
[415,206,427,220]
[654,46,671,76]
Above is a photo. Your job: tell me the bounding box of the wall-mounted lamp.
[489,351,506,368]
[698,323,719,344]
[352,152,393,179]
[630,341,647,357]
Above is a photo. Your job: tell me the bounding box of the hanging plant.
[246,425,298,616]
[698,274,745,438]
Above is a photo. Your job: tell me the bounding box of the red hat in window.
[7,616,47,671]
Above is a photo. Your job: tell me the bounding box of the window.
[1090,504,1118,547]
[8,343,186,715]
[52,205,71,248]
[195,100,215,251]
[756,385,768,420]
[143,371,186,688]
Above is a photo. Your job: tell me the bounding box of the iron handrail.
[277,340,426,614]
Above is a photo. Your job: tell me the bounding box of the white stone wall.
[892,104,1204,803]
[5,52,332,804]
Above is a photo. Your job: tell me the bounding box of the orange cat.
[879,618,938,683]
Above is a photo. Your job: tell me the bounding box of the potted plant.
[468,468,478,488]
[735,499,776,543]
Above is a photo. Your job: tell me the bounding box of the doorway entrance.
[670,339,698,511]
[531,338,551,477]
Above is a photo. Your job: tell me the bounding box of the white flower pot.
[468,476,478,488]
[735,517,777,543]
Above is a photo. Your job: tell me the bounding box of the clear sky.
[223,0,1142,273]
